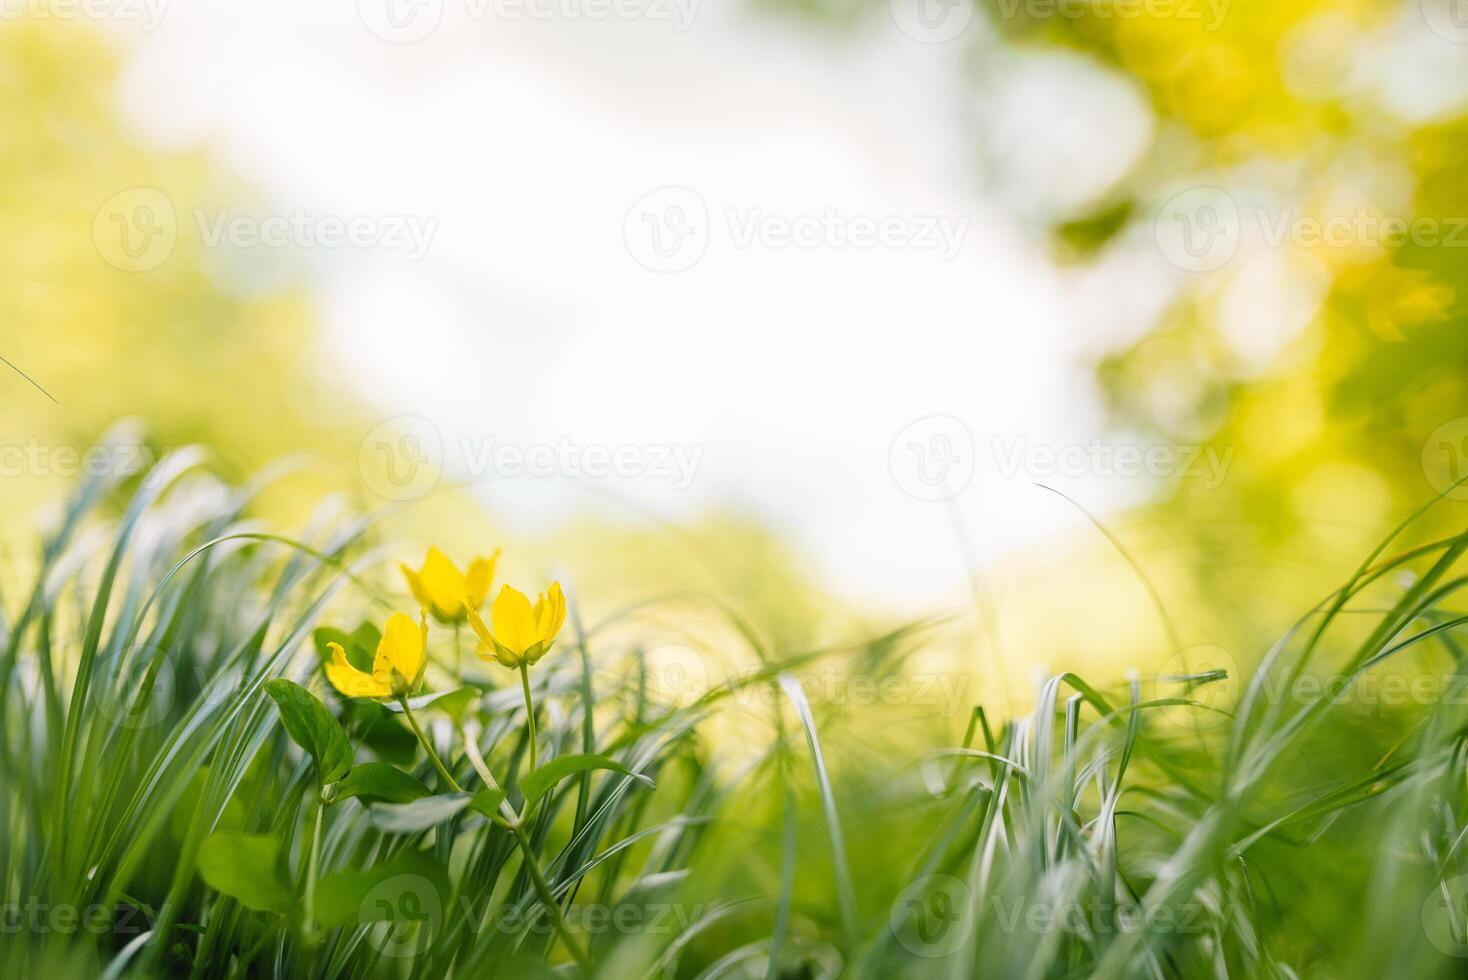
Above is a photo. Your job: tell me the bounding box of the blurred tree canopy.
[0,21,361,530]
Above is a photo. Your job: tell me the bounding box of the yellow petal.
[490,584,536,657]
[465,604,496,656]
[464,550,499,608]
[374,611,425,693]
[534,582,567,647]
[419,546,469,621]
[399,562,432,612]
[326,642,390,698]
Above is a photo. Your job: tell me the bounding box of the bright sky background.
[107,0,1195,606]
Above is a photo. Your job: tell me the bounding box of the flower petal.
[465,551,499,608]
[490,584,536,657]
[465,603,495,655]
[536,582,567,647]
[399,563,431,611]
[420,546,468,621]
[376,611,425,690]
[326,642,389,698]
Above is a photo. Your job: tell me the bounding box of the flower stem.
[304,797,324,936]
[458,723,590,970]
[508,818,592,970]
[398,696,465,794]
[519,664,538,773]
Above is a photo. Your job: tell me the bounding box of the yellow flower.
[325,610,428,699]
[465,582,567,669]
[400,546,499,624]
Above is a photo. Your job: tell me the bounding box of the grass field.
[4,437,1468,979]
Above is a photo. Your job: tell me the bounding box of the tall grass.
[2,431,1467,977]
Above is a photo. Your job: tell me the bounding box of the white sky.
[107,0,1190,606]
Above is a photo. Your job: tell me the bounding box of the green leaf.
[312,626,354,667]
[469,788,506,817]
[264,679,353,784]
[313,622,381,672]
[349,701,418,766]
[314,852,450,929]
[385,686,479,723]
[520,753,653,806]
[197,831,294,915]
[325,763,431,806]
[351,620,383,655]
[369,793,471,833]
